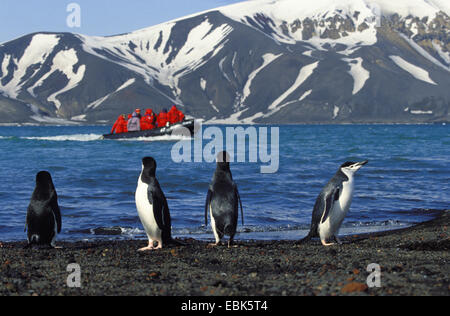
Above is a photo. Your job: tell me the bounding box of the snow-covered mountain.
[0,0,449,124]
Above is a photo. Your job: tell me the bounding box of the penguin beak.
[358,160,369,166]
[354,160,368,170]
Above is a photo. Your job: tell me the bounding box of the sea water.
[0,124,448,242]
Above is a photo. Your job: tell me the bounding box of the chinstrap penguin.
[205,151,244,248]
[301,160,368,246]
[135,157,180,251]
[25,171,62,249]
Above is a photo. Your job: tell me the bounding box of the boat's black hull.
[102,119,195,140]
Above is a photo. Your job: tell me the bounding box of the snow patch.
[80,18,232,102]
[0,34,60,98]
[205,109,249,124]
[342,57,370,95]
[268,61,319,110]
[30,115,81,125]
[432,41,450,66]
[299,89,312,101]
[71,114,87,122]
[390,55,437,85]
[399,34,450,72]
[209,100,219,113]
[1,54,11,78]
[242,53,282,105]
[219,0,448,24]
[200,78,207,91]
[219,56,232,83]
[220,0,382,46]
[87,94,111,110]
[333,106,340,119]
[410,110,433,114]
[87,78,136,110]
[116,78,136,92]
[45,49,86,109]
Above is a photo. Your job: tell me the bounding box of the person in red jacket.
[168,106,178,124]
[157,109,168,128]
[177,108,185,122]
[141,109,156,130]
[111,114,127,134]
[168,105,185,124]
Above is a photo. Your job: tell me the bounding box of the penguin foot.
[321,240,336,247]
[207,242,221,248]
[138,245,155,251]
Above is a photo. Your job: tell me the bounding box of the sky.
[0,0,247,43]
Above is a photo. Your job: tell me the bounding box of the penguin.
[25,171,62,248]
[205,151,244,248]
[301,160,368,246]
[135,157,178,251]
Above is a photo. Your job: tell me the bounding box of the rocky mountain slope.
[0,0,449,124]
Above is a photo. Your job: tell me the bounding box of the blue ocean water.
[0,124,448,242]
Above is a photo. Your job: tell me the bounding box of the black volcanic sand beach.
[1,211,449,296]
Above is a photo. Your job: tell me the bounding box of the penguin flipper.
[205,189,213,226]
[51,196,62,234]
[236,188,244,226]
[149,187,169,231]
[320,187,340,224]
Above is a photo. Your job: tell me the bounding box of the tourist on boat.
[178,109,185,122]
[168,105,185,124]
[141,109,156,130]
[111,114,127,134]
[135,108,142,119]
[127,111,141,132]
[157,109,169,128]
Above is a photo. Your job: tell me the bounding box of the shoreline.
[0,220,422,244]
[0,210,448,296]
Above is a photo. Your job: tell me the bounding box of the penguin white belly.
[319,180,354,240]
[136,179,162,242]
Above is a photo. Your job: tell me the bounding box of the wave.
[114,135,192,142]
[76,219,413,240]
[21,134,103,142]
[13,133,190,142]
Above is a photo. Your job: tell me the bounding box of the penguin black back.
[205,152,244,247]
[26,171,62,248]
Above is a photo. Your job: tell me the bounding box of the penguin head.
[216,151,231,171]
[34,171,55,200]
[142,157,157,177]
[340,160,368,176]
[36,171,54,189]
